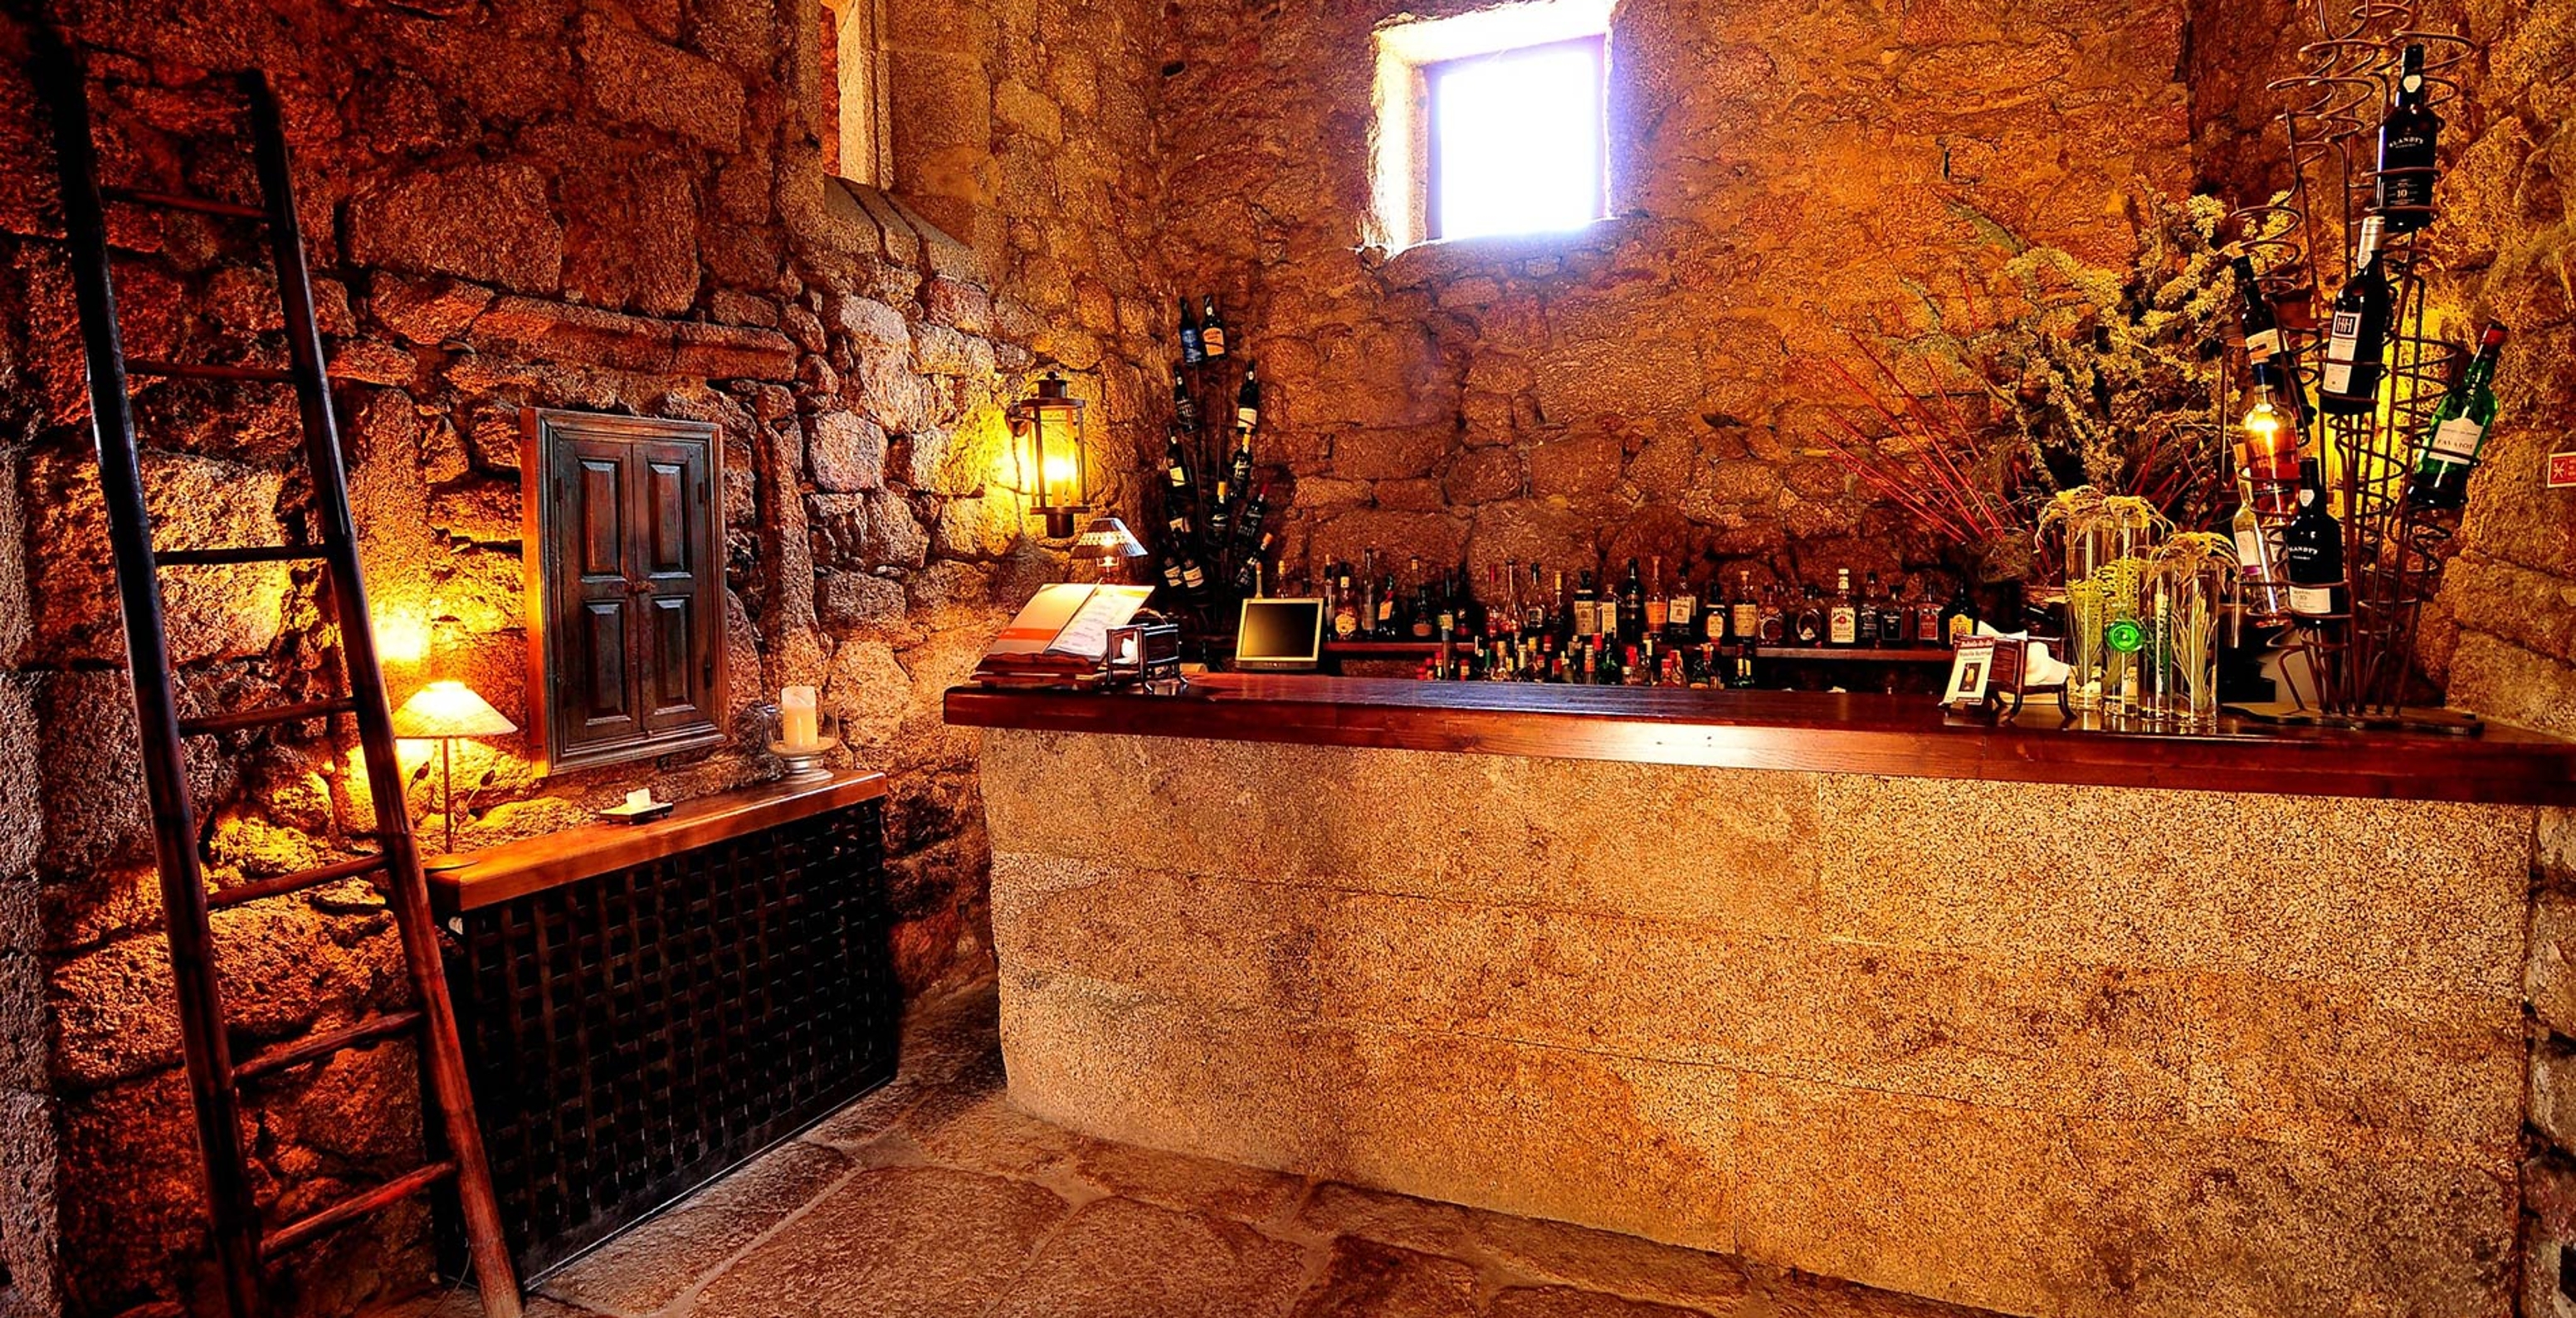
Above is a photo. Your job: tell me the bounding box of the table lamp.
[392,679,519,867]
[1072,515,1147,582]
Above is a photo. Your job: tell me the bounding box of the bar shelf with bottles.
[1306,553,1975,689]
[2226,23,2498,730]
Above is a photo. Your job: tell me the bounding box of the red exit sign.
[2551,452,2576,489]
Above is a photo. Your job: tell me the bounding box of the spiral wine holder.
[2227,3,2483,730]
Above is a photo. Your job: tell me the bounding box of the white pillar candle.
[780,686,819,751]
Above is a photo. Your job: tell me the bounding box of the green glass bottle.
[2408,322,2510,511]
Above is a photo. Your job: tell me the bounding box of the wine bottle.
[2239,359,2303,515]
[1200,295,1228,359]
[2320,216,2393,416]
[1164,425,1193,491]
[1227,425,1254,492]
[2408,322,2509,510]
[1236,360,1261,432]
[2280,457,2345,618]
[1171,374,1198,432]
[2232,254,2286,364]
[1178,296,1203,364]
[2375,44,2442,235]
[1207,480,1231,540]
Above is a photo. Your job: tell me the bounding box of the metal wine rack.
[1154,349,1274,650]
[2229,2,2481,729]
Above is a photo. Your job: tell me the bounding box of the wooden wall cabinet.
[520,408,727,774]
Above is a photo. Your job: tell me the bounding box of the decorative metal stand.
[2229,4,2482,731]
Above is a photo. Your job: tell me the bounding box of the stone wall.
[984,728,2535,1317]
[0,0,1165,1312]
[1149,0,2193,593]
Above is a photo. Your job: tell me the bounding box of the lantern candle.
[780,686,819,751]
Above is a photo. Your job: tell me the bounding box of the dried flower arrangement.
[1818,187,2252,587]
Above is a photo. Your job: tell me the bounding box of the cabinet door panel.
[526,409,726,774]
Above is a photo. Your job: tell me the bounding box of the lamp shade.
[393,680,519,740]
[1072,515,1148,560]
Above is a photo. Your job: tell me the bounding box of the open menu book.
[976,583,1155,676]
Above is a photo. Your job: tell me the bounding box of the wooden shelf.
[944,675,2576,806]
[1324,641,1954,663]
[429,769,888,913]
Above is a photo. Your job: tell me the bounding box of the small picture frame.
[1944,637,1995,711]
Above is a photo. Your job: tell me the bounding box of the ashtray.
[599,795,675,824]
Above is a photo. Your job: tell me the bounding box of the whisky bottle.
[1877,578,1908,647]
[1617,558,1644,645]
[1527,563,1551,636]
[1794,586,1824,647]
[1939,580,1977,645]
[2320,216,2393,416]
[1200,295,1228,359]
[1827,570,1857,646]
[1854,570,1881,646]
[1332,566,1361,639]
[2375,44,2442,235]
[2280,457,2346,618]
[1573,571,1601,641]
[1643,555,1669,635]
[1912,578,1944,645]
[1757,584,1786,644]
[1178,296,1203,364]
[1667,569,1697,642]
[1407,557,1433,640]
[2408,322,2509,510]
[1729,570,1759,644]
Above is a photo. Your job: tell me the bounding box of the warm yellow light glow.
[376,606,431,665]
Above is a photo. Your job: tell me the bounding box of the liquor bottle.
[1236,361,1261,432]
[1573,571,1600,641]
[1407,557,1432,640]
[1178,296,1203,364]
[2239,359,2303,515]
[1827,569,1858,646]
[1729,570,1759,645]
[1939,579,1977,645]
[1793,586,1824,647]
[2408,321,2510,510]
[2232,473,2292,624]
[1455,566,1485,638]
[1643,556,1669,635]
[2280,457,2346,618]
[1163,483,1193,540]
[1527,563,1551,636]
[1164,425,1193,491]
[1854,571,1882,646]
[1227,426,1254,492]
[1333,565,1361,639]
[1377,569,1400,639]
[1171,375,1199,433]
[1877,578,1908,647]
[2375,44,2442,235]
[1756,583,1786,644]
[1667,568,1696,642]
[1616,559,1644,645]
[2320,216,2393,416]
[1912,578,1944,645]
[1200,295,1228,359]
[1702,573,1728,641]
[2232,254,2287,365]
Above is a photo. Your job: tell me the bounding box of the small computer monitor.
[1233,598,1325,671]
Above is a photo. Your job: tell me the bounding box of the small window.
[1427,37,1606,242]
[820,0,890,187]
[1371,0,1613,251]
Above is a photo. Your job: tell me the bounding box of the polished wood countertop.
[944,676,2576,805]
[430,769,889,913]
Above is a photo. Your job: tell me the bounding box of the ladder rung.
[179,696,354,736]
[128,358,292,383]
[101,186,267,220]
[260,1160,454,1259]
[157,544,327,568]
[233,1010,422,1082]
[207,852,386,910]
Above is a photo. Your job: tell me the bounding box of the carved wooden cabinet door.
[522,408,726,774]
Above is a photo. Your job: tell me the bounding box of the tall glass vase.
[2142,534,2241,725]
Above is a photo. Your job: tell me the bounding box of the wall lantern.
[1008,371,1089,538]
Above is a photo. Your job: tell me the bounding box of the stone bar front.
[949,676,2576,1317]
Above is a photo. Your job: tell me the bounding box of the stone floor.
[417,982,1994,1318]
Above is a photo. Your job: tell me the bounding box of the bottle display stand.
[1154,338,1270,657]
[2230,11,2481,733]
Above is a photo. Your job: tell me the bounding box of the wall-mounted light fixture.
[1007,371,1089,538]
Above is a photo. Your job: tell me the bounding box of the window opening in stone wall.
[1371,0,1614,251]
[820,0,890,188]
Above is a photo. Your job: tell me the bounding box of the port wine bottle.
[2320,216,2393,416]
[2375,44,2442,235]
[2280,457,2346,618]
[2408,322,2508,510]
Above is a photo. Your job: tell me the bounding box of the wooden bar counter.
[950,676,2571,1317]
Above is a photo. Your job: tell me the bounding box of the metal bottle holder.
[2227,4,2482,732]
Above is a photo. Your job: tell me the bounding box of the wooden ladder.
[30,40,523,1318]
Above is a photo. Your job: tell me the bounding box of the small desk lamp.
[392,679,518,867]
[1073,515,1147,583]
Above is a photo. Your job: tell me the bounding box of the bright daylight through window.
[1430,38,1605,241]
[1369,0,1613,251]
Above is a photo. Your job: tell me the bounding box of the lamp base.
[421,852,473,873]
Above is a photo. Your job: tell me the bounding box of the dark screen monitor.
[1233,598,1325,671]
